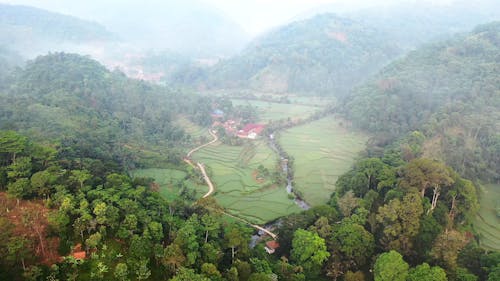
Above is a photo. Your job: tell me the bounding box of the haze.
[3,0,456,35]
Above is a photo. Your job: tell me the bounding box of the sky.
[3,0,456,35]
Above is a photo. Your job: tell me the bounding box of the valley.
[0,1,499,281]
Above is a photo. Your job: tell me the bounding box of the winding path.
[185,129,278,239]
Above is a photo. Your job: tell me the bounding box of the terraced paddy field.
[174,115,211,150]
[130,168,204,201]
[231,99,319,123]
[191,139,302,224]
[475,183,500,251]
[280,116,368,206]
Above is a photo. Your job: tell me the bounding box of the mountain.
[35,0,250,57]
[348,0,500,50]
[344,22,500,181]
[203,13,402,96]
[0,53,216,168]
[0,4,115,57]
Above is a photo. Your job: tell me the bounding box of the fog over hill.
[1,0,250,57]
[0,4,115,57]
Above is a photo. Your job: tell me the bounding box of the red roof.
[72,251,86,259]
[241,124,265,134]
[266,240,280,250]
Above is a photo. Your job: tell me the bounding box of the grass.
[231,99,319,123]
[191,139,302,224]
[475,183,500,251]
[130,168,204,201]
[279,116,368,206]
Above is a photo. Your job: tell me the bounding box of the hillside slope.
[203,14,402,96]
[0,4,115,57]
[344,22,500,181]
[0,53,214,168]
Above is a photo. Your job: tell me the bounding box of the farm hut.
[265,240,280,254]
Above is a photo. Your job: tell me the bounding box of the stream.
[250,133,312,248]
[249,133,311,248]
[268,133,311,210]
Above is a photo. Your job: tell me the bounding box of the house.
[211,109,224,119]
[265,240,280,254]
[71,244,87,260]
[237,124,265,139]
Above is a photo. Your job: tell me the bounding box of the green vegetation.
[204,13,402,96]
[344,22,500,182]
[475,184,500,251]
[0,53,223,168]
[231,99,319,122]
[130,168,203,201]
[280,116,368,205]
[192,140,301,224]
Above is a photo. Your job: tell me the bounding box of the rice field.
[130,168,204,201]
[475,183,500,251]
[191,139,302,224]
[280,116,368,206]
[231,99,319,123]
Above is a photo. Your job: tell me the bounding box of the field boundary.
[186,129,278,239]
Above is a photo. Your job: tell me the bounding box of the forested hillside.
[201,14,402,96]
[344,22,500,182]
[0,4,115,56]
[0,53,218,169]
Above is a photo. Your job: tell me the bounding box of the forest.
[0,1,499,281]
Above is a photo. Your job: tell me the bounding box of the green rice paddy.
[280,116,368,206]
[130,168,204,201]
[231,99,319,123]
[191,139,302,224]
[475,183,500,251]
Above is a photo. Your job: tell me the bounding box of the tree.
[114,263,129,281]
[174,215,200,266]
[431,229,467,269]
[201,214,220,243]
[376,192,423,255]
[224,224,250,264]
[290,229,330,275]
[338,191,360,217]
[0,130,27,164]
[7,157,32,179]
[162,244,185,274]
[85,232,102,252]
[201,263,222,280]
[455,267,479,281]
[345,271,365,281]
[399,159,454,213]
[30,170,58,198]
[7,178,31,203]
[373,250,409,281]
[70,170,91,189]
[135,258,151,281]
[331,221,375,268]
[407,263,447,281]
[7,236,32,270]
[170,267,210,281]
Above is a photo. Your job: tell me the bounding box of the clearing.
[129,168,204,201]
[279,116,368,206]
[475,183,500,251]
[231,99,319,122]
[191,139,302,224]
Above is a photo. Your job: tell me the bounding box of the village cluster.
[211,109,266,140]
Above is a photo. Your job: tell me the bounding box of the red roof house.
[265,240,280,254]
[238,124,265,139]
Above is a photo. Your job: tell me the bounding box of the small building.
[71,244,87,260]
[211,109,224,119]
[237,124,265,139]
[265,240,280,254]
